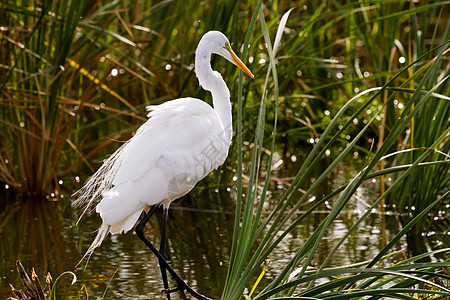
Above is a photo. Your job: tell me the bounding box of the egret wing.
[112,98,230,190]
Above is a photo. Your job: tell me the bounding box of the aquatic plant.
[0,0,88,195]
[8,260,78,300]
[222,1,450,299]
[383,3,450,251]
[0,0,137,196]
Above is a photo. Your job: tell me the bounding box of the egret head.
[197,31,254,79]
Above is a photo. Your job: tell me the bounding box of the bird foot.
[161,287,181,299]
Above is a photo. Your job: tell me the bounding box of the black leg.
[160,208,170,299]
[135,206,211,300]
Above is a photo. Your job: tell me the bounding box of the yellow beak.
[226,44,254,79]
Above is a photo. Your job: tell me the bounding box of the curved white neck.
[195,48,232,142]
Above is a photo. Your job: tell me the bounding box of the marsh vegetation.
[1,0,449,299]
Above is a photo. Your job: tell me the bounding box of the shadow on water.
[1,180,448,299]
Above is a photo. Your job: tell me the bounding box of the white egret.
[74,31,253,300]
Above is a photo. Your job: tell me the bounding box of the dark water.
[0,188,234,299]
[0,177,448,299]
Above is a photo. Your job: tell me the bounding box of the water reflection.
[77,193,235,299]
[0,181,448,299]
[0,190,235,299]
[0,197,81,297]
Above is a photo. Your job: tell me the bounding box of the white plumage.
[97,98,230,234]
[73,31,253,260]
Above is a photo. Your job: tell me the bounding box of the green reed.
[223,1,450,299]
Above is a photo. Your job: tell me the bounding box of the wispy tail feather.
[72,140,129,222]
[76,223,110,268]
